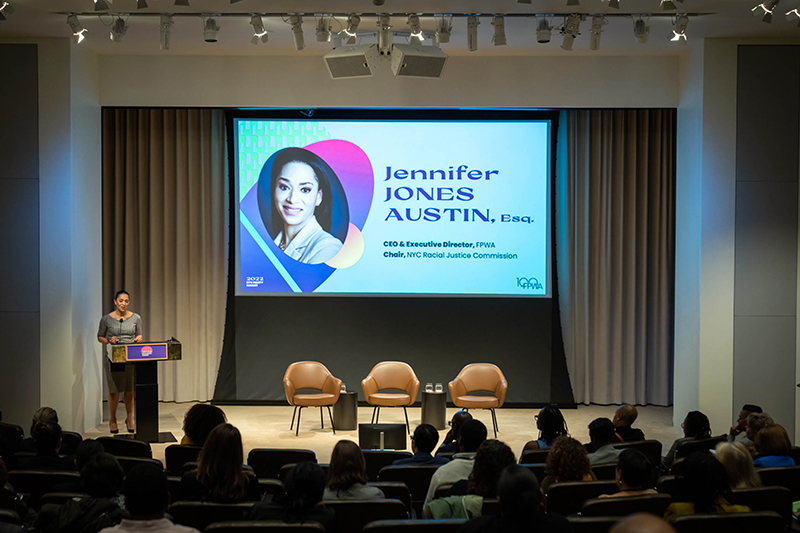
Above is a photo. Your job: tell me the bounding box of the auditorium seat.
[367,482,412,513]
[674,435,726,460]
[362,362,420,433]
[377,465,439,516]
[669,510,784,533]
[522,464,546,483]
[433,483,453,501]
[60,431,82,453]
[247,449,316,479]
[0,509,21,526]
[363,519,467,533]
[481,498,500,516]
[284,361,342,436]
[258,479,286,501]
[519,449,549,464]
[580,494,672,517]
[612,440,662,476]
[757,466,800,501]
[96,436,152,458]
[435,452,454,461]
[729,486,792,525]
[206,522,325,533]
[39,492,89,507]
[448,363,507,437]
[7,470,80,509]
[168,501,256,531]
[167,475,181,501]
[165,444,202,475]
[0,423,24,453]
[789,446,800,466]
[116,455,163,475]
[0,488,15,511]
[325,499,408,533]
[363,450,413,481]
[278,463,329,483]
[590,463,617,481]
[656,475,675,496]
[545,480,619,516]
[567,516,622,533]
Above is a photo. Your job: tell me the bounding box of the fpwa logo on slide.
[517,277,543,290]
[140,346,153,357]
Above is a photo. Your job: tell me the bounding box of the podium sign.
[126,344,168,361]
[111,342,182,363]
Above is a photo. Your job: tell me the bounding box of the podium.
[111,341,182,443]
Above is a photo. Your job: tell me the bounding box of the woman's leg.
[108,392,120,432]
[124,391,135,431]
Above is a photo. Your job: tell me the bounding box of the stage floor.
[87,403,681,465]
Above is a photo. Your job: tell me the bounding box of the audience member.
[610,513,677,533]
[178,423,260,503]
[36,452,128,533]
[588,418,622,466]
[661,411,711,472]
[458,465,572,533]
[612,404,646,443]
[180,404,227,447]
[541,436,595,497]
[0,456,36,529]
[51,439,105,493]
[522,406,569,453]
[393,424,449,466]
[728,404,762,447]
[600,449,656,498]
[249,462,335,531]
[745,412,774,445]
[100,463,199,533]
[663,452,750,521]
[324,440,384,501]
[436,411,473,456]
[714,442,761,489]
[20,407,60,453]
[16,422,75,471]
[753,424,795,468]
[424,420,488,511]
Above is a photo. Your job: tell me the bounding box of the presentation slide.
[233,117,551,297]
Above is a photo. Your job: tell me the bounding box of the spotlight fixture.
[66,13,88,43]
[250,15,268,44]
[377,15,392,55]
[230,0,243,3]
[671,14,688,42]
[174,0,189,5]
[517,0,531,3]
[289,14,304,50]
[0,2,13,21]
[136,0,147,9]
[408,15,425,44]
[589,15,604,51]
[159,14,173,49]
[633,17,649,44]
[752,1,780,23]
[316,16,331,42]
[787,8,800,26]
[567,0,580,5]
[536,17,552,43]
[109,16,128,42]
[373,0,385,5]
[603,0,620,8]
[561,13,581,51]
[203,16,220,43]
[492,16,506,46]
[436,16,452,44]
[467,15,479,52]
[344,14,360,44]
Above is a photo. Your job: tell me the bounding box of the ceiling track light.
[316,16,331,42]
[589,15,604,51]
[661,0,684,11]
[567,0,580,6]
[492,16,506,46]
[787,8,800,26]
[671,13,689,42]
[0,1,13,21]
[517,0,531,3]
[344,14,360,44]
[159,14,173,49]
[136,0,147,9]
[289,14,304,50]
[377,15,392,54]
[633,16,650,44]
[174,0,189,5]
[66,13,87,43]
[752,0,780,23]
[561,13,582,51]
[436,15,452,44]
[536,17,552,43]
[467,15,479,52]
[94,0,112,12]
[408,14,425,45]
[250,14,267,44]
[110,15,128,42]
[203,16,220,43]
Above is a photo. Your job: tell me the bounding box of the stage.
[86,403,680,465]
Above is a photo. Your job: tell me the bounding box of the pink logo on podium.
[140,346,153,358]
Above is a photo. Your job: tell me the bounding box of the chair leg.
[490,409,498,437]
[320,406,324,429]
[403,406,410,434]
[296,407,303,436]
[371,406,377,424]
[290,406,298,430]
[376,407,381,423]
[327,405,336,434]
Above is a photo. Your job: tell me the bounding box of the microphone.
[118,318,123,344]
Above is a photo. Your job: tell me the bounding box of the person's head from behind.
[30,407,58,436]
[450,411,473,439]
[674,452,731,512]
[284,461,327,520]
[613,404,638,427]
[497,465,541,519]
[589,418,617,448]
[182,404,227,447]
[32,422,62,454]
[328,440,367,491]
[615,448,653,491]
[124,463,169,519]
[545,436,591,482]
[736,404,762,432]
[467,440,516,498]
[458,420,488,453]
[411,424,439,455]
[746,412,774,441]
[755,424,792,457]
[715,442,760,489]
[536,406,568,444]
[81,452,124,498]
[610,513,677,533]
[269,148,334,235]
[197,423,248,502]
[75,439,105,471]
[682,411,711,439]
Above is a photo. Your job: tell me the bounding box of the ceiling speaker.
[390,44,448,78]
[323,44,380,79]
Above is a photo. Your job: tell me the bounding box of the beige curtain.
[557,109,675,406]
[102,108,227,402]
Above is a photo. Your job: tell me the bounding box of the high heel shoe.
[126,419,135,433]
[109,421,119,434]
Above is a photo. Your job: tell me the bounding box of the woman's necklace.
[279,235,288,251]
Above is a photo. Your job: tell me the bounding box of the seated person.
[610,513,678,533]
[20,407,62,453]
[587,418,622,466]
[393,424,450,466]
[179,423,260,503]
[521,407,568,454]
[540,436,596,498]
[752,424,795,468]
[180,404,227,447]
[249,462,336,532]
[745,412,774,451]
[661,411,711,472]
[100,463,199,533]
[323,440,384,501]
[437,411,473,456]
[728,404,761,447]
[612,404,645,443]
[458,465,572,533]
[16,422,75,471]
[52,439,105,493]
[424,420,488,511]
[599,448,657,498]
[1,457,35,529]
[715,442,761,489]
[664,452,750,521]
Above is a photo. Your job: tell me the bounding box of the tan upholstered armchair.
[448,363,508,437]
[284,361,342,436]
[361,361,420,433]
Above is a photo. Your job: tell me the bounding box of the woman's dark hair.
[113,290,130,301]
[545,436,591,482]
[30,407,58,435]
[282,461,327,523]
[124,463,169,517]
[81,452,125,498]
[32,422,62,453]
[267,148,334,236]
[467,440,517,498]
[498,465,541,518]
[616,448,653,489]
[673,452,732,513]
[327,440,368,492]
[75,439,105,470]
[684,411,712,439]
[538,407,569,445]
[197,423,251,503]
[183,404,227,447]
[755,424,792,457]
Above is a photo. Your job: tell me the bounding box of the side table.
[421,391,447,430]
[333,391,358,430]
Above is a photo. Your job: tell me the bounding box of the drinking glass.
[425,382,434,393]
[435,383,443,393]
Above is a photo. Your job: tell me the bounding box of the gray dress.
[98,313,143,393]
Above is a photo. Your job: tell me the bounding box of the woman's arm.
[133,314,143,343]
[97,318,118,344]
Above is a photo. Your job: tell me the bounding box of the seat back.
[258,479,286,501]
[656,475,676,495]
[116,456,163,475]
[96,436,152,458]
[670,510,784,533]
[451,364,507,406]
[278,463,329,483]
[433,483,453,501]
[481,498,501,516]
[247,449,316,479]
[0,488,15,511]
[377,465,440,516]
[590,464,617,481]
[367,482,411,512]
[165,444,203,475]
[612,440,662,474]
[363,451,413,481]
[581,493,672,517]
[284,362,341,403]
[363,362,419,401]
[757,466,800,501]
[0,509,21,526]
[7,470,81,509]
[39,492,89,507]
[567,516,623,533]
[546,481,619,516]
[325,499,407,533]
[674,436,726,459]
[60,431,82,454]
[729,486,792,525]
[168,501,256,531]
[207,521,325,533]
[519,449,549,464]
[364,519,467,533]
[521,464,546,483]
[0,423,24,453]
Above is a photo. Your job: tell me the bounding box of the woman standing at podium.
[97,290,143,434]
